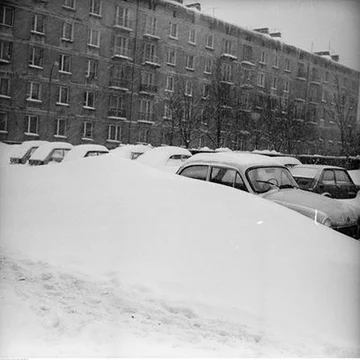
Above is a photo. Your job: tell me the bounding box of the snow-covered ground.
[0,144,359,357]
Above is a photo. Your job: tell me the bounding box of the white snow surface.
[0,153,359,357]
[110,144,152,159]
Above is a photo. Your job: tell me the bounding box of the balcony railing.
[140,83,157,93]
[114,18,133,30]
[108,108,127,118]
[109,78,129,89]
[143,55,161,66]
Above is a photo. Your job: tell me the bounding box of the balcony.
[113,48,132,60]
[109,78,129,91]
[143,55,161,67]
[114,19,133,31]
[221,53,237,61]
[139,83,157,94]
[143,30,160,40]
[108,108,127,119]
[138,112,154,123]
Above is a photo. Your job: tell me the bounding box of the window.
[284,58,291,72]
[59,54,71,73]
[55,118,66,137]
[324,71,329,83]
[202,83,210,98]
[284,80,290,93]
[57,86,69,105]
[88,28,100,47]
[167,48,176,65]
[145,16,157,36]
[206,34,214,49]
[185,80,193,96]
[82,121,93,138]
[271,76,277,89]
[62,22,74,41]
[257,72,265,87]
[115,6,131,28]
[108,95,125,118]
[163,103,171,119]
[27,81,41,101]
[32,14,45,34]
[108,124,121,142]
[165,75,174,92]
[63,0,75,9]
[169,22,178,38]
[0,112,8,132]
[221,63,232,82]
[186,54,194,70]
[204,58,212,74]
[144,43,157,63]
[0,41,12,62]
[86,59,97,79]
[0,77,10,97]
[334,170,352,185]
[140,99,153,121]
[223,39,232,54]
[110,64,128,88]
[84,91,95,108]
[297,63,306,78]
[179,165,208,181]
[243,44,253,62]
[141,71,156,92]
[189,28,196,44]
[322,170,335,185]
[260,50,266,63]
[139,126,151,143]
[114,35,130,57]
[26,115,39,135]
[0,5,14,26]
[90,0,101,16]
[273,54,279,68]
[29,47,44,68]
[311,67,319,82]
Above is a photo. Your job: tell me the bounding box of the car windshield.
[246,166,299,194]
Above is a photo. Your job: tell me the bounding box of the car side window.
[334,170,352,185]
[235,173,248,192]
[322,170,335,185]
[179,165,208,181]
[210,167,236,188]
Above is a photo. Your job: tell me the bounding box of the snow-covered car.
[28,142,73,166]
[111,144,152,160]
[177,152,360,239]
[291,164,360,199]
[63,144,109,162]
[273,156,302,168]
[136,146,192,173]
[9,140,49,164]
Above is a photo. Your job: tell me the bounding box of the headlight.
[321,217,332,228]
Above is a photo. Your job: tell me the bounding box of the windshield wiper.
[256,180,280,189]
[279,184,297,189]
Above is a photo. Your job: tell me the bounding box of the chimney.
[269,32,281,38]
[254,27,269,34]
[314,51,330,56]
[331,55,340,62]
[186,2,201,11]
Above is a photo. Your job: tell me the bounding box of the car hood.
[263,189,358,227]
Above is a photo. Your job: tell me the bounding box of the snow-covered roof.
[63,144,109,162]
[111,144,152,159]
[29,142,73,161]
[275,156,302,166]
[10,140,49,159]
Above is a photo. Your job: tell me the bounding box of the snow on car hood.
[263,189,358,227]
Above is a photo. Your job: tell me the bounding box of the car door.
[318,169,337,197]
[209,166,248,192]
[334,169,358,199]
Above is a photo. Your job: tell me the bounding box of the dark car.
[290,165,360,199]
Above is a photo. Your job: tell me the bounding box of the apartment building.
[0,0,359,155]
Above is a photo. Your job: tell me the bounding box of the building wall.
[0,0,359,155]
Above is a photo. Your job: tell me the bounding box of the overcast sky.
[194,0,360,72]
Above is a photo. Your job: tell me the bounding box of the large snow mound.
[0,154,359,356]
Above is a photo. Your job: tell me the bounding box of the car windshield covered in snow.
[247,166,299,194]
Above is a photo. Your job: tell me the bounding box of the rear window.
[179,165,208,181]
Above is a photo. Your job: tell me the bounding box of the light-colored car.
[63,144,109,162]
[9,140,49,164]
[176,152,360,239]
[137,146,192,173]
[291,164,360,199]
[273,156,302,168]
[28,142,73,165]
[111,144,153,160]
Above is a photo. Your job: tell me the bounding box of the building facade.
[0,0,359,155]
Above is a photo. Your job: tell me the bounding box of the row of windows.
[0,112,152,143]
[1,2,357,88]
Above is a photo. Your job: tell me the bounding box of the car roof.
[182,152,284,169]
[63,144,109,161]
[293,164,345,171]
[11,140,49,159]
[29,142,73,161]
